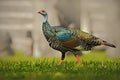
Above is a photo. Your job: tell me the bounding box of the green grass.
[0,51,120,80]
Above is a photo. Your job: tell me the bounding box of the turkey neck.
[43,13,48,23]
[42,14,54,40]
[42,13,53,30]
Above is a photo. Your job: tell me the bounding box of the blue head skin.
[38,10,48,23]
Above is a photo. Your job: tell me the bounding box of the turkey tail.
[104,42,116,48]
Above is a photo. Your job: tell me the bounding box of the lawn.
[0,51,120,80]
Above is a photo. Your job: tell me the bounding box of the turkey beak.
[38,12,43,15]
[38,11,42,14]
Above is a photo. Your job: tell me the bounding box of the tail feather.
[104,42,116,48]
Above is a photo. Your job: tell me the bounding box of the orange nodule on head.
[38,9,46,15]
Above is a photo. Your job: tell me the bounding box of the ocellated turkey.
[38,10,116,64]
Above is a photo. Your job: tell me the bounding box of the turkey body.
[42,21,115,53]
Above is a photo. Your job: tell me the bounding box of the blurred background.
[0,0,119,57]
